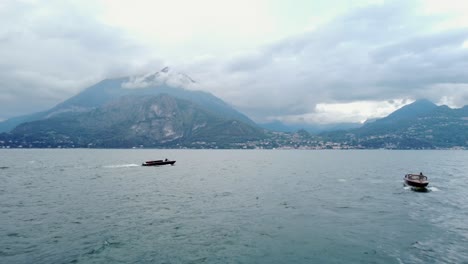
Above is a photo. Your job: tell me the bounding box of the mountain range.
[10,94,263,148]
[0,68,263,148]
[0,67,254,133]
[0,68,466,149]
[320,99,467,149]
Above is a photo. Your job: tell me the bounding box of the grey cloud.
[372,29,468,63]
[1,0,467,124]
[0,1,156,120]
[190,1,468,122]
[225,51,273,73]
[370,31,468,95]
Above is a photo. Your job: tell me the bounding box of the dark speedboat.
[142,159,176,166]
[404,173,429,188]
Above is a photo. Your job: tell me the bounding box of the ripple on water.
[213,192,232,198]
[103,164,140,168]
[359,195,374,201]
[86,239,123,256]
[1,149,467,263]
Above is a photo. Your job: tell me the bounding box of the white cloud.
[426,83,468,108]
[182,1,468,123]
[463,40,468,49]
[0,0,161,119]
[274,99,412,124]
[97,0,278,59]
[121,67,199,90]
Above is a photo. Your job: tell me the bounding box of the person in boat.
[420,172,423,176]
[165,158,168,162]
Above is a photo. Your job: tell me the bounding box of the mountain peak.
[410,99,437,108]
[122,67,197,89]
[382,99,437,122]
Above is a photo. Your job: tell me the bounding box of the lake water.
[1,149,467,263]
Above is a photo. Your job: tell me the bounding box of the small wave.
[214,192,232,198]
[360,195,373,201]
[103,164,139,168]
[7,232,20,237]
[86,239,122,256]
[338,179,347,182]
[427,187,440,192]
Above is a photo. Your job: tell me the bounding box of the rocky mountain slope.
[0,67,254,132]
[321,100,467,148]
[8,94,264,148]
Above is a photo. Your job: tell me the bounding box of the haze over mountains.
[0,68,466,149]
[0,67,254,133]
[0,68,264,148]
[321,100,467,149]
[11,94,264,148]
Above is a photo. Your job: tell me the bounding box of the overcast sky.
[1,0,467,124]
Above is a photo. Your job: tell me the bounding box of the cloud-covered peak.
[122,67,197,89]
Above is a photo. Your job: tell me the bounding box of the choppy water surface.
[1,149,467,263]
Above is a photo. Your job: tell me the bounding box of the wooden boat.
[142,160,176,166]
[404,173,429,188]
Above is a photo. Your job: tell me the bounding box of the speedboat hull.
[404,174,429,188]
[142,160,176,166]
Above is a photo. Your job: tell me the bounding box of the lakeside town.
[1,130,464,150]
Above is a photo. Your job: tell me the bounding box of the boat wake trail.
[403,186,439,192]
[103,164,139,168]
